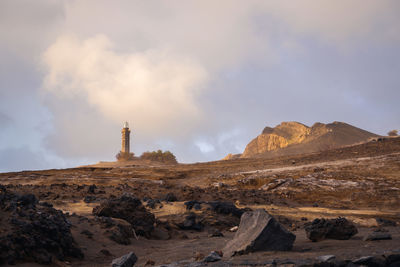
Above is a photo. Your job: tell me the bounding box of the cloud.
[195,140,215,154]
[0,146,52,172]
[261,0,400,44]
[0,112,12,127]
[42,34,208,138]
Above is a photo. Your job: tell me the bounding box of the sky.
[0,0,399,172]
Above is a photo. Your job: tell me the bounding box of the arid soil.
[1,137,399,266]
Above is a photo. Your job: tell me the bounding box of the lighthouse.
[121,121,131,153]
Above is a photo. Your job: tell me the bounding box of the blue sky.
[0,0,399,171]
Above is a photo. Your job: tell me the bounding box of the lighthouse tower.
[121,121,131,153]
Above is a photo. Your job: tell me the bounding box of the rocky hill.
[241,121,378,158]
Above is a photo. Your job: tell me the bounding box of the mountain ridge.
[240,121,379,158]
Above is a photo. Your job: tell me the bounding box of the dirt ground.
[1,137,400,266]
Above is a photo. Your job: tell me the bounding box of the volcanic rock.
[87,184,97,194]
[363,231,392,241]
[146,199,161,209]
[163,192,177,202]
[0,187,83,265]
[352,255,386,266]
[203,251,222,262]
[178,213,203,231]
[184,200,203,210]
[208,201,247,218]
[376,217,397,227]
[111,251,137,267]
[305,217,358,242]
[223,209,296,257]
[93,193,155,237]
[83,195,97,203]
[94,216,136,244]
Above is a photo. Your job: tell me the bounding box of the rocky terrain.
[0,137,399,266]
[240,121,378,158]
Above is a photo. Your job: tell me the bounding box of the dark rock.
[17,193,37,207]
[0,190,83,265]
[146,199,161,209]
[304,217,358,242]
[317,255,336,262]
[112,251,138,267]
[87,184,97,194]
[352,255,386,267]
[184,200,202,210]
[193,203,202,210]
[93,194,155,237]
[376,217,397,227]
[104,218,136,245]
[178,213,203,231]
[208,229,224,237]
[207,201,246,218]
[83,195,97,203]
[223,209,296,257]
[203,251,222,262]
[39,201,53,208]
[163,193,177,202]
[363,231,392,241]
[386,254,400,266]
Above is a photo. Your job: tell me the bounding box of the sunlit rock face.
[241,121,377,158]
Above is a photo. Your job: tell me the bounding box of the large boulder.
[304,217,358,242]
[93,194,155,237]
[0,187,83,265]
[223,209,296,257]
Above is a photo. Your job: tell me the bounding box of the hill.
[241,121,379,158]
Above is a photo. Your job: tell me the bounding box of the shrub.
[140,150,177,164]
[116,151,135,161]
[388,129,398,136]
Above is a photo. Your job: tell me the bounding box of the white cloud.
[42,34,208,137]
[195,140,215,154]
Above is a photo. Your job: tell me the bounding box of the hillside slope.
[241,121,379,158]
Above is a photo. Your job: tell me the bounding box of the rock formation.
[93,193,155,237]
[0,186,83,265]
[223,209,296,257]
[241,121,378,158]
[304,217,358,242]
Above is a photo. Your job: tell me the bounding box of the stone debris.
[93,193,155,237]
[363,231,392,241]
[0,187,83,265]
[316,255,336,262]
[203,251,222,262]
[208,229,224,237]
[163,192,178,202]
[305,217,358,242]
[376,217,397,227]
[352,255,386,266]
[223,209,296,257]
[111,251,138,267]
